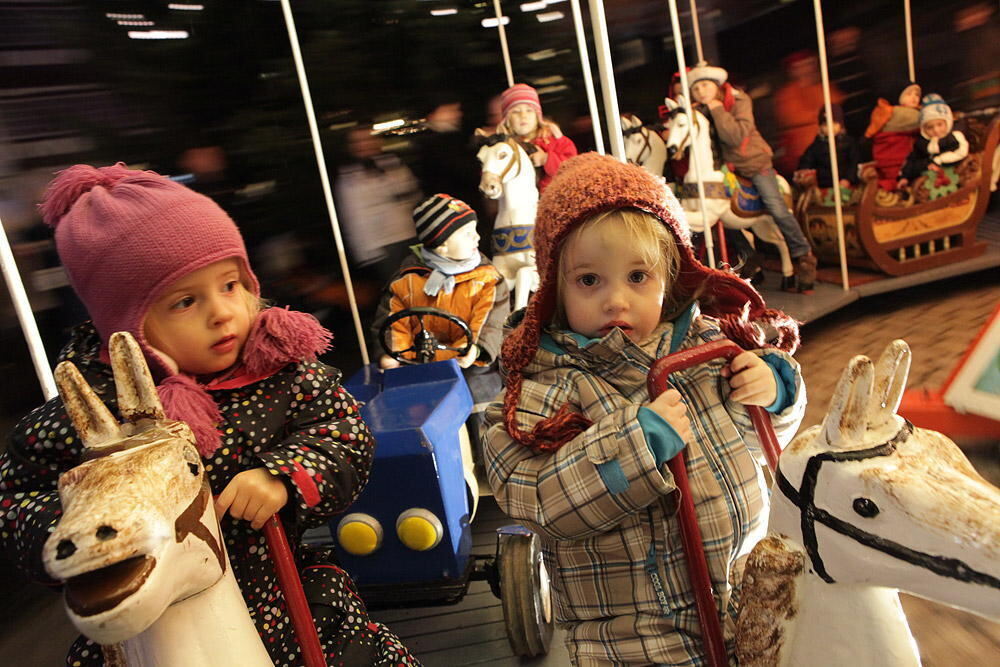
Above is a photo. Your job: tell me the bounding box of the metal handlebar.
[264,516,326,667]
[646,339,782,667]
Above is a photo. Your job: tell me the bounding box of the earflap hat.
[918,93,954,136]
[500,153,799,451]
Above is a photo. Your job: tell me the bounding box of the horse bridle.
[624,124,653,166]
[480,133,524,182]
[775,420,1000,590]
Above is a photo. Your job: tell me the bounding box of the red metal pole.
[264,516,327,667]
[646,339,782,667]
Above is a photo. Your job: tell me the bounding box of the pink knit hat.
[39,163,260,379]
[501,153,799,451]
[500,83,543,119]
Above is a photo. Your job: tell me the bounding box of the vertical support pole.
[0,217,56,400]
[688,0,704,64]
[813,0,850,291]
[280,0,369,364]
[668,0,715,268]
[569,0,605,154]
[904,0,915,83]
[493,0,515,87]
[587,0,626,161]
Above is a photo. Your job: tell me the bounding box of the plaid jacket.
[483,308,805,666]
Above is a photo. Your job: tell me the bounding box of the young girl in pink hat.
[497,83,578,191]
[483,153,806,665]
[0,163,418,666]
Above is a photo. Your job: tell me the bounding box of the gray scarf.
[420,247,482,297]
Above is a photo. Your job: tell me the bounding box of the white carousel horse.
[663,97,794,280]
[43,332,272,666]
[622,113,668,178]
[737,340,1000,667]
[475,131,538,310]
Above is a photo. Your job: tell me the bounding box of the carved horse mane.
[737,340,1000,667]
[44,332,271,666]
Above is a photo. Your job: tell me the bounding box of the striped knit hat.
[414,193,477,249]
[500,83,542,119]
[501,153,800,452]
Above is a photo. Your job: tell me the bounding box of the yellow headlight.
[396,508,443,551]
[337,513,383,556]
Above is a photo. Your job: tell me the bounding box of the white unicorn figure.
[43,332,272,666]
[622,113,668,179]
[664,97,794,283]
[737,339,1000,667]
[475,131,538,310]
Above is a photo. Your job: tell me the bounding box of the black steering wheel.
[380,306,474,365]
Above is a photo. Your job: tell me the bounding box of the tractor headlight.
[337,513,383,556]
[396,508,443,551]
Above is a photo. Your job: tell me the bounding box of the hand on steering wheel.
[379,306,474,365]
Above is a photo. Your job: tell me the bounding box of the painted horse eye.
[852,497,880,518]
[188,462,200,476]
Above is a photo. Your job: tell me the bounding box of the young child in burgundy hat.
[0,163,418,666]
[483,153,806,665]
[496,83,578,191]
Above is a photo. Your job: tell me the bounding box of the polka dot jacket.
[0,322,420,667]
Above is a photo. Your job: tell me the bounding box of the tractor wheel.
[499,531,553,656]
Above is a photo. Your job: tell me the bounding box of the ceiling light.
[128,30,189,40]
[537,11,564,22]
[481,16,510,28]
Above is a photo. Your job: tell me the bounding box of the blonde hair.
[553,208,689,328]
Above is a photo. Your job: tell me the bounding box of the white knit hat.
[919,93,953,137]
[688,63,728,87]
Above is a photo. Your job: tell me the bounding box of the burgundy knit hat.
[500,83,543,120]
[39,163,260,379]
[501,153,799,451]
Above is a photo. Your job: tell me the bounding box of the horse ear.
[55,361,122,449]
[867,339,911,428]
[663,97,680,111]
[474,127,488,137]
[821,355,874,449]
[109,332,165,425]
[675,94,688,109]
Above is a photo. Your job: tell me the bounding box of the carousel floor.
[1,248,998,665]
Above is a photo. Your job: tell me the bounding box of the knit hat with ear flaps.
[40,163,331,457]
[501,153,799,452]
[500,83,543,119]
[919,93,954,136]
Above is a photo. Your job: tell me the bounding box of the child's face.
[436,222,480,261]
[144,258,253,377]
[923,118,949,139]
[899,85,921,109]
[560,221,666,344]
[690,80,720,105]
[507,103,539,137]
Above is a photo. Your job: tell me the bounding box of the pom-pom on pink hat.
[39,162,260,379]
[500,83,543,120]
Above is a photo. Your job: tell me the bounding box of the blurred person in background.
[951,2,999,110]
[414,100,490,254]
[334,126,421,287]
[773,51,843,177]
[828,26,877,144]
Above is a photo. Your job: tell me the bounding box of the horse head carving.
[43,332,227,646]
[621,113,667,178]
[738,340,1000,666]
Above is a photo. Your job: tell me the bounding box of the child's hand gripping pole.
[263,516,327,667]
[646,339,782,667]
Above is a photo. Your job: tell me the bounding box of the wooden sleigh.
[795,114,999,277]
